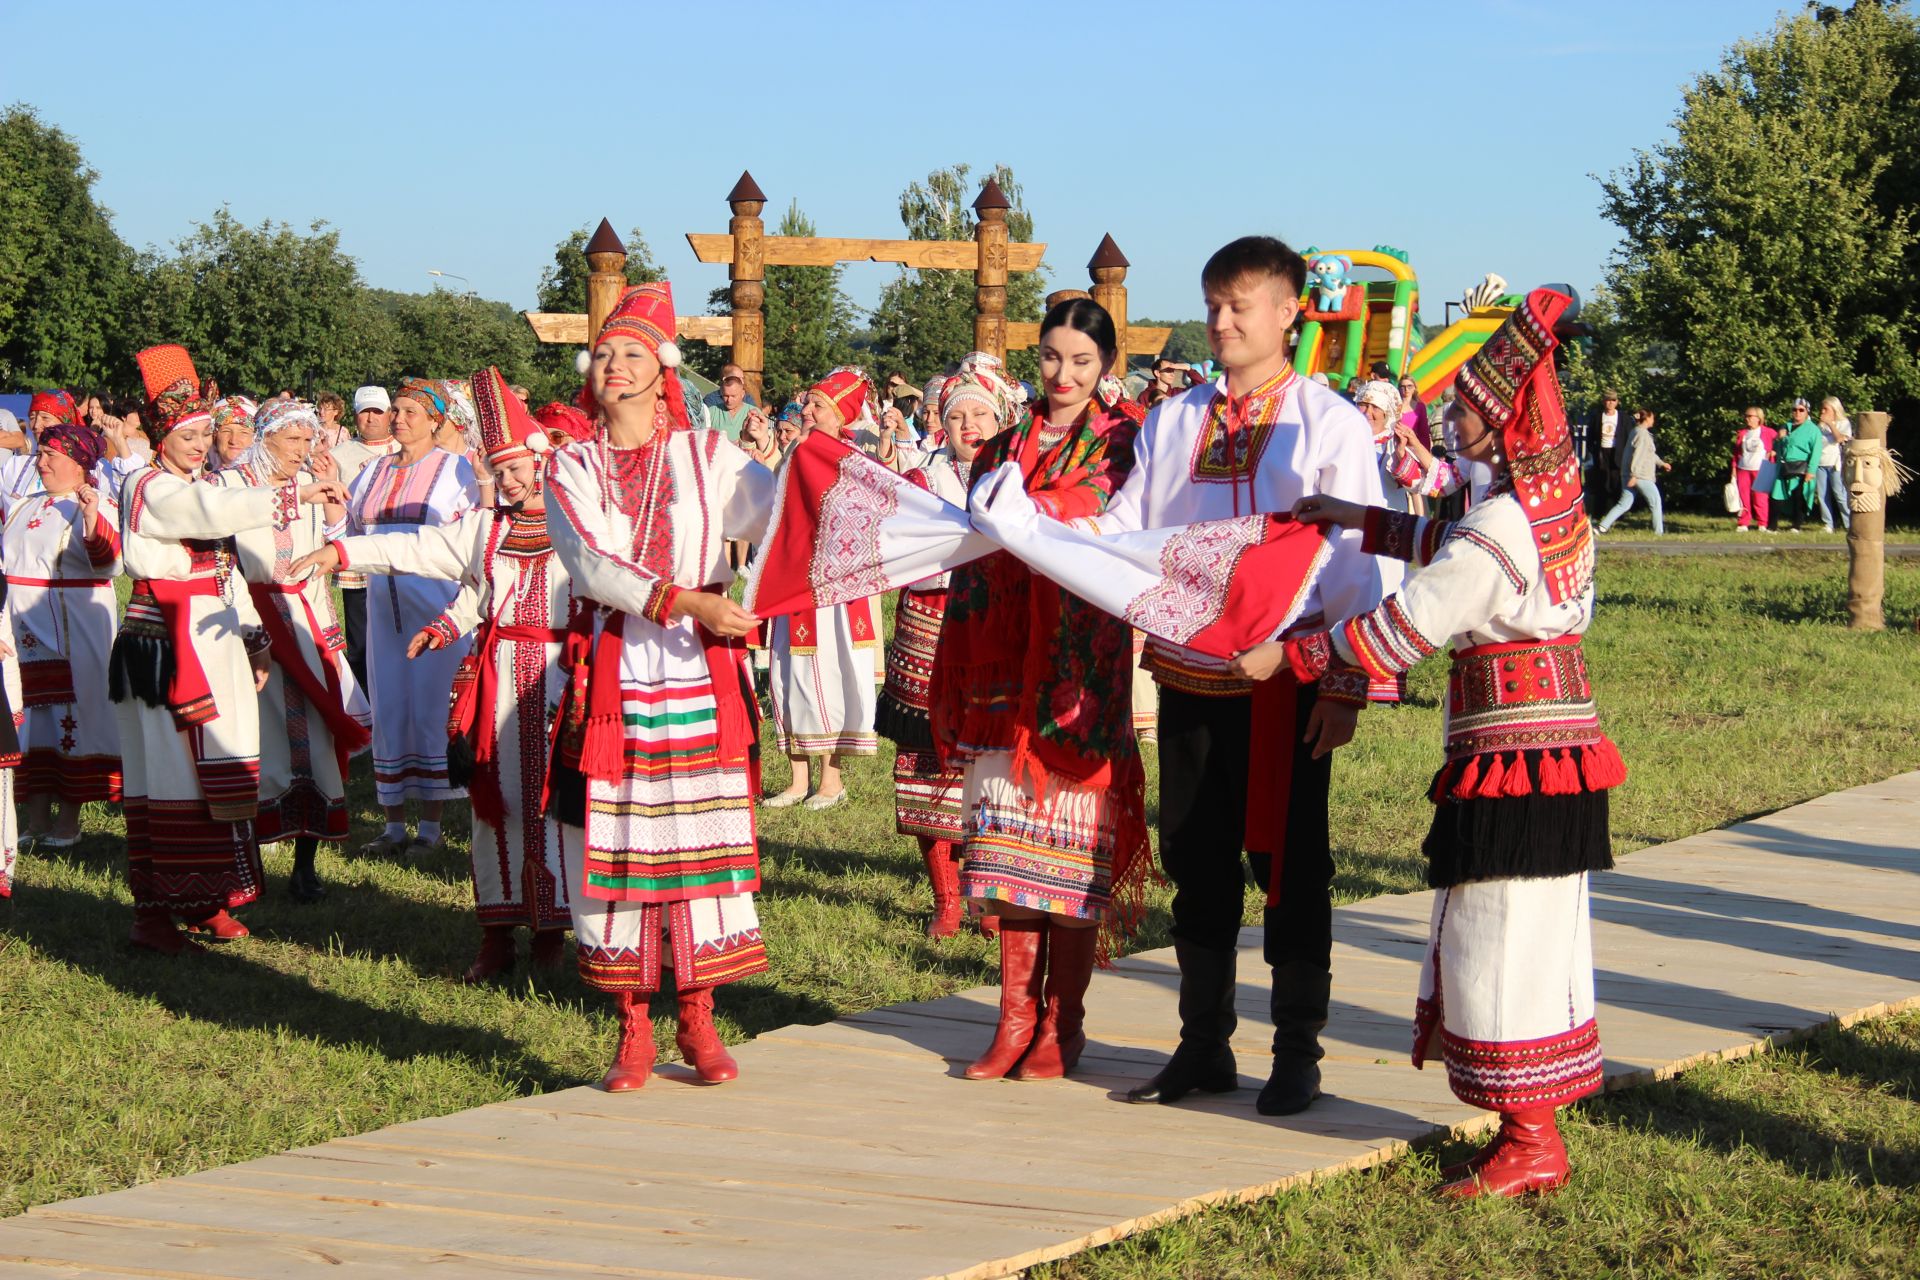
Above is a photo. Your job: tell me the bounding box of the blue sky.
[2,0,1790,325]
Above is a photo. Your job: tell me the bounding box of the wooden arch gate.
[524,171,1169,401]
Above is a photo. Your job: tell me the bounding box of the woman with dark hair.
[931,297,1151,1081]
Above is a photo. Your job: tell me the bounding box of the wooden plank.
[685,234,1046,273]
[0,771,1914,1280]
[523,314,734,346]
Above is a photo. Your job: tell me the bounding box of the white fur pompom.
[574,349,592,375]
[527,431,550,454]
[656,340,681,369]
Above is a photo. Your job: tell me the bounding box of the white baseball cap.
[353,386,392,413]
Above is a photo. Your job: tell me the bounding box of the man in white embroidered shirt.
[1084,236,1392,1116]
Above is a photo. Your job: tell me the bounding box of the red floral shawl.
[931,396,1151,962]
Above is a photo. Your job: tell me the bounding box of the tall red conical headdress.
[1455,288,1590,604]
[135,344,210,435]
[471,366,550,467]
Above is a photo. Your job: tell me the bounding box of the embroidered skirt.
[562,825,766,992]
[1412,872,1604,1113]
[958,750,1117,922]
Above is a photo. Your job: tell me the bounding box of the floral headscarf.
[210,396,258,433]
[28,389,84,428]
[39,422,105,474]
[935,351,1018,429]
[394,377,448,423]
[235,398,321,479]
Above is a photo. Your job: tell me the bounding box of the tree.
[1596,1,1920,481]
[867,163,1048,386]
[693,200,861,404]
[124,209,393,398]
[376,287,538,390]
[528,224,662,405]
[0,105,137,391]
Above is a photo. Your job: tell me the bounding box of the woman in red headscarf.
[931,298,1152,1082]
[110,345,348,953]
[1286,290,1624,1199]
[545,281,776,1090]
[3,421,124,846]
[758,367,883,812]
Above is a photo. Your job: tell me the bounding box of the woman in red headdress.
[758,367,883,811]
[3,420,124,846]
[931,298,1152,1082]
[544,282,776,1090]
[110,346,348,953]
[1284,289,1625,1199]
[298,369,584,981]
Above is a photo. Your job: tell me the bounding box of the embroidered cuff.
[643,581,683,628]
[273,481,300,531]
[1284,632,1333,683]
[1361,506,1419,561]
[1029,491,1061,520]
[1318,660,1370,707]
[83,515,118,567]
[424,615,461,648]
[329,540,352,570]
[243,627,273,659]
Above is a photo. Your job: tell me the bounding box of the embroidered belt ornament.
[1430,637,1626,802]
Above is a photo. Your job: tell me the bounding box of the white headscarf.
[235,398,320,480]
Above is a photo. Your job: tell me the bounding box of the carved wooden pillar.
[727,170,768,404]
[585,218,628,348]
[973,178,1010,361]
[1045,289,1090,308]
[1847,409,1892,630]
[1088,234,1130,378]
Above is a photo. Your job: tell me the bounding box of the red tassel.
[1429,762,1453,804]
[1449,755,1481,801]
[575,714,627,781]
[1475,753,1507,799]
[1501,751,1534,797]
[1539,748,1579,796]
[1580,738,1629,790]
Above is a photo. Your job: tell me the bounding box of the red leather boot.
[599,991,655,1092]
[130,907,203,955]
[923,840,962,939]
[1439,1108,1570,1198]
[462,925,517,984]
[964,917,1046,1079]
[1014,921,1096,1080]
[182,909,249,940]
[676,987,739,1083]
[529,928,567,970]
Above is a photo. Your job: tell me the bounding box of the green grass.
[3,549,1919,1276]
[1033,1010,1920,1279]
[1592,509,1920,544]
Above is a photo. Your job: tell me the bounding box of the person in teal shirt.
[1771,398,1824,530]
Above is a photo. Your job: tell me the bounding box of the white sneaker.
[1736,525,1753,533]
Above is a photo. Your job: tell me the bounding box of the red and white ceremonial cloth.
[747,437,1333,664]
[964,459,1332,661]
[743,432,996,619]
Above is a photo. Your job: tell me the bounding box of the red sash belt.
[248,580,372,769]
[562,585,757,791]
[6,575,113,589]
[447,617,567,825]
[130,578,221,729]
[1245,672,1299,909]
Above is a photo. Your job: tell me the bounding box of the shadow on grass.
[8,879,583,1092]
[1586,1018,1920,1187]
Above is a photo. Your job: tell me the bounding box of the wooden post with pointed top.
[725,171,769,404]
[973,178,1011,361]
[1088,234,1130,378]
[585,218,628,352]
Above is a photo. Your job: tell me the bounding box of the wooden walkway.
[4,773,1918,1280]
